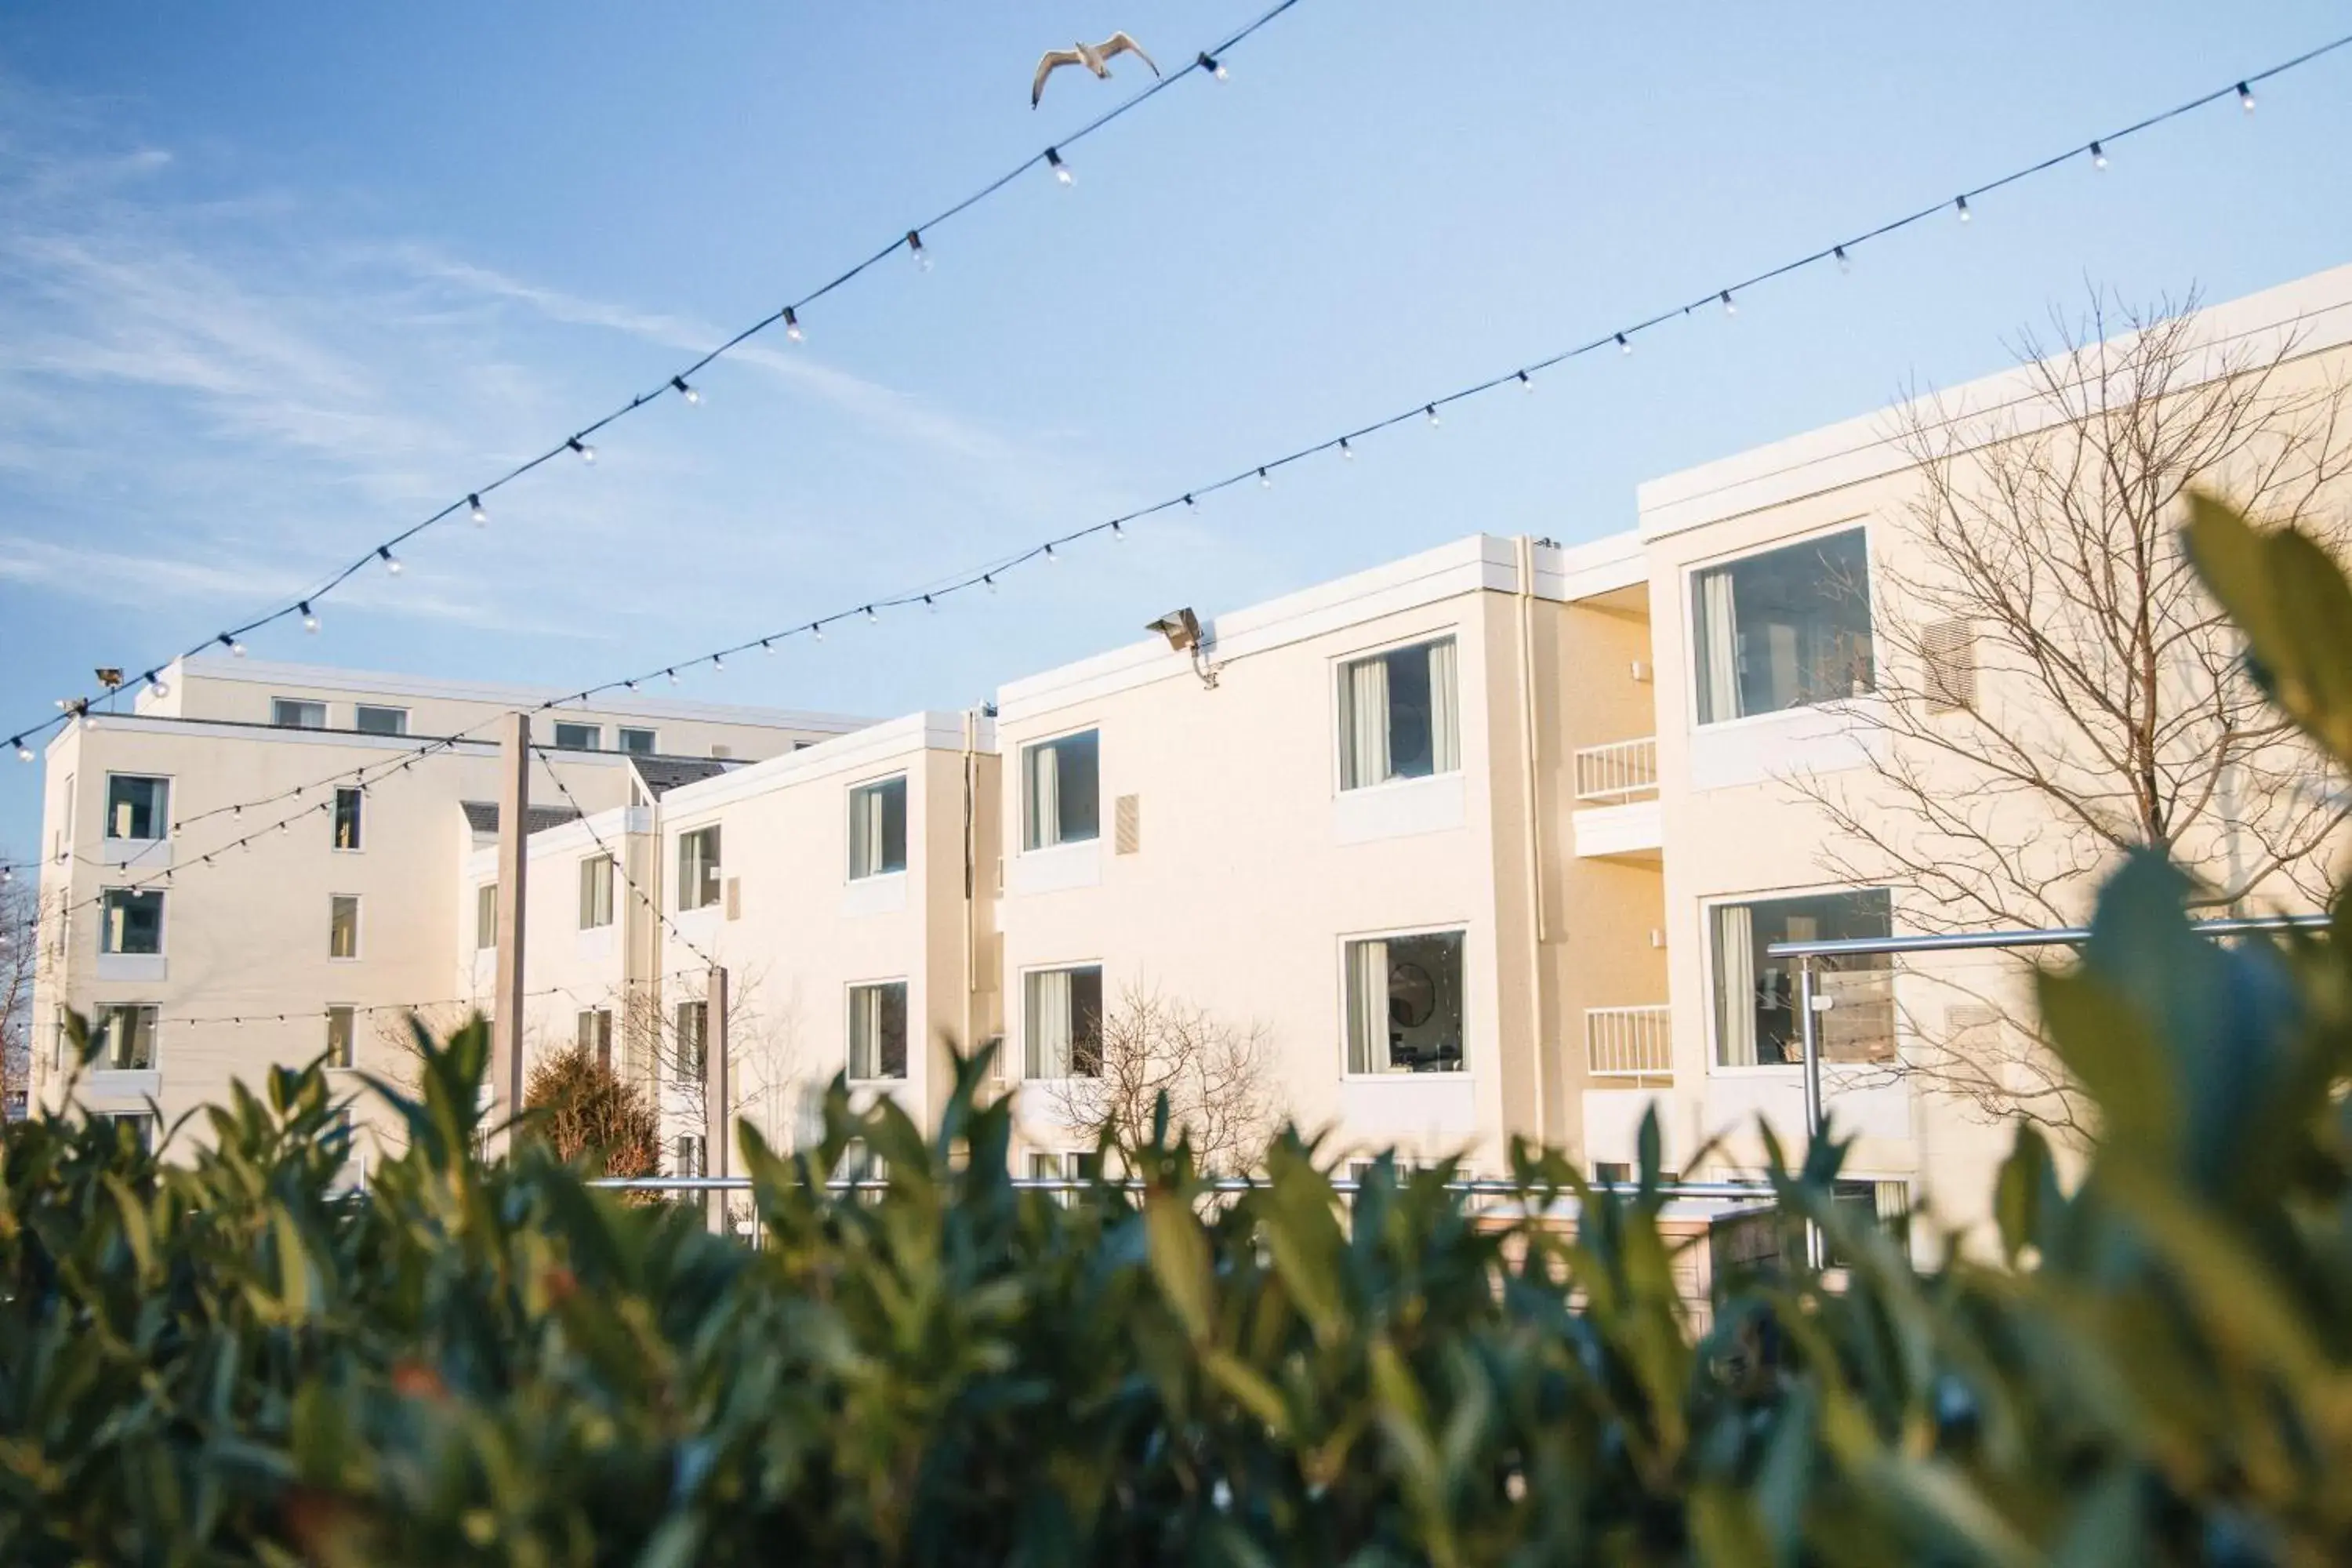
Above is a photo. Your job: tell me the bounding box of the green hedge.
[2,494,2349,1565]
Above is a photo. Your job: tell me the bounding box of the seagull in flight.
[1033,32,1160,107]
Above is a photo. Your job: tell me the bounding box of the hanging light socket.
[906,229,931,270]
[1197,51,1227,80]
[1046,147,1073,186]
[783,307,804,343]
[569,437,596,464]
[671,375,701,405]
[468,492,488,525]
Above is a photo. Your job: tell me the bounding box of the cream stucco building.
[31,265,2352,1239]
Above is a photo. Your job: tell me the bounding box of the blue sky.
[2,1,2348,853]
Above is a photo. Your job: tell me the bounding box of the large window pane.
[1023,965,1103,1077]
[1022,731,1099,850]
[678,827,721,909]
[333,787,363,851]
[673,1001,708,1083]
[105,776,169,840]
[1691,529,1874,725]
[554,722,601,751]
[1338,638,1460,790]
[271,699,327,730]
[1710,889,1893,1066]
[1345,930,1465,1073]
[98,1004,158,1070]
[330,895,361,960]
[849,776,908,879]
[325,1007,355,1069]
[354,705,408,736]
[619,727,657,756]
[577,1007,612,1066]
[848,981,909,1080]
[100,889,164,955]
[474,884,497,950]
[579,855,615,929]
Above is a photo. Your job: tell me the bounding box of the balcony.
[1570,738,1662,859]
[1585,1004,1671,1080]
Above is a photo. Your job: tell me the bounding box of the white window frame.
[673,1000,709,1084]
[1684,522,1877,733]
[848,772,909,881]
[271,698,328,730]
[618,727,658,756]
[1018,960,1105,1080]
[329,894,363,961]
[553,721,602,752]
[579,854,615,930]
[677,826,722,911]
[102,773,172,843]
[99,887,167,956]
[332,786,365,853]
[1018,726,1102,853]
[95,1003,160,1072]
[325,1005,356,1069]
[474,883,498,950]
[846,978,910,1082]
[1330,630,1464,795]
[576,1007,614,1062]
[354,704,409,736]
[1700,883,1896,1074]
[1336,923,1470,1080]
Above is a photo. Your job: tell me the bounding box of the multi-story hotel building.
[30,265,2352,1242]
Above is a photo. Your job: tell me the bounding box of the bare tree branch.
[1047,983,1281,1176]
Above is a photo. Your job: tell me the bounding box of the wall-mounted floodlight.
[1145,608,1202,652]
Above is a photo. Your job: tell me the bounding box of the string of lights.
[528,742,717,970]
[452,29,2352,711]
[0,0,1305,766]
[21,29,2350,916]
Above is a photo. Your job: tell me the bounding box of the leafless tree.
[1,870,46,1118]
[1048,983,1280,1175]
[1791,288,2352,1134]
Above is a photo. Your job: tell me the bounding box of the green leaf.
[1145,1192,1214,1343]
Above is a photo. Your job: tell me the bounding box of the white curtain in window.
[1698,569,1741,724]
[1874,1179,1911,1224]
[1028,968,1073,1077]
[1714,905,1758,1065]
[1029,744,1062,849]
[1346,938,1392,1073]
[853,788,884,877]
[1428,639,1460,774]
[1341,657,1391,789]
[849,985,881,1078]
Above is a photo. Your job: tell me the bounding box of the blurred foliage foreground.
[8,495,2352,1565]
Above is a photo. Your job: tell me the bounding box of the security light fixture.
[94,668,124,691]
[1146,608,1201,653]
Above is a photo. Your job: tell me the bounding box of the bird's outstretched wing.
[1096,31,1161,78]
[1032,49,1085,107]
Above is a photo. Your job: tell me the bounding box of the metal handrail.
[586,1174,1773,1199]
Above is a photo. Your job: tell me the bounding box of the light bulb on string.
[1258,467,1272,488]
[569,437,596,464]
[379,546,401,575]
[1719,290,1737,317]
[782,307,804,343]
[1518,370,1535,392]
[1112,521,1128,543]
[1425,405,1442,426]
[811,622,826,641]
[923,594,938,614]
[1044,543,1059,564]
[1955,194,1972,223]
[1616,334,1632,355]
[1339,437,1355,460]
[863,604,878,623]
[710,655,725,673]
[1835,245,1853,273]
[1046,147,1073,186]
[2089,141,2108,170]
[299,602,319,633]
[469,493,488,525]
[219,634,246,658]
[671,376,701,405]
[984,574,999,593]
[760,638,775,655]
[2238,81,2256,112]
[666,668,680,686]
[147,672,169,699]
[12,739,31,763]
[906,229,931,270]
[1197,51,1227,80]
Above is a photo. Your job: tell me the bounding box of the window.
[838,1140,887,1203]
[1027,1149,1101,1207]
[1337,637,1461,790]
[104,775,170,840]
[329,895,361,959]
[1022,729,1099,850]
[673,1000,708,1083]
[619,728,657,756]
[554,722,601,751]
[848,775,907,879]
[1827,1178,1912,1267]
[1593,1162,1682,1189]
[100,888,164,955]
[1710,889,1893,1067]
[677,826,721,911]
[848,981,909,1080]
[579,855,615,929]
[332,787,364,851]
[53,771,73,862]
[96,1004,158,1070]
[1692,528,1874,725]
[577,1007,613,1066]
[354,705,408,736]
[474,884,497,951]
[673,1134,706,1179]
[272,699,327,730]
[325,1006,355,1068]
[1023,965,1103,1077]
[103,1112,156,1152]
[1345,930,1465,1074]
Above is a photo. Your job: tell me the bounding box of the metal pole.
[492,712,530,1149]
[1797,953,1825,1272]
[707,965,729,1234]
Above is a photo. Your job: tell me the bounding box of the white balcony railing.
[1585,1004,1672,1078]
[1573,737,1658,804]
